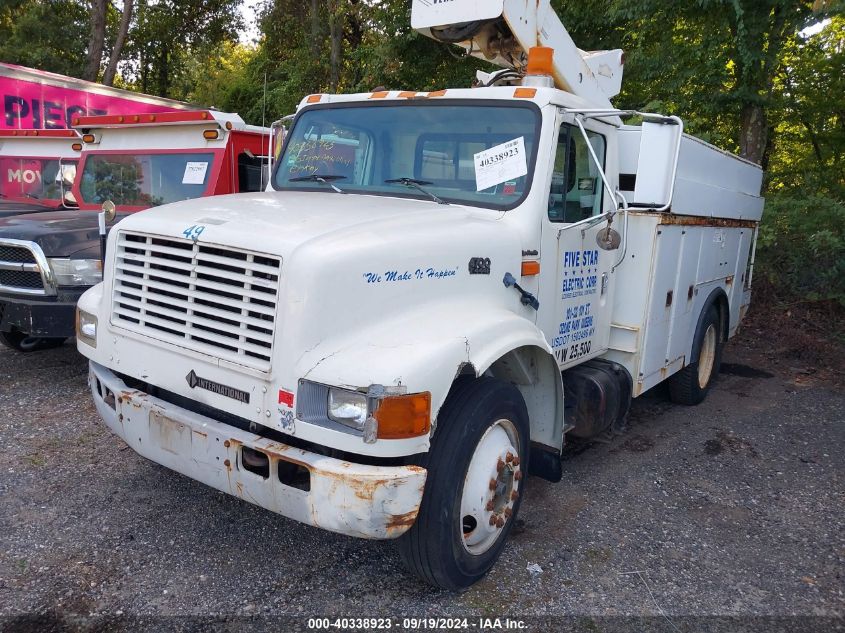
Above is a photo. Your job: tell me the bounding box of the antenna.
[261,71,268,190]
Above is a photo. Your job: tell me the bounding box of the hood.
[0,200,64,219]
[0,210,131,257]
[112,191,504,258]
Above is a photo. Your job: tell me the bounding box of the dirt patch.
[704,430,759,459]
[738,282,845,384]
[720,363,775,379]
[620,434,655,453]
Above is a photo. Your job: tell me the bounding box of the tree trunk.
[157,47,169,97]
[329,2,342,92]
[310,0,320,56]
[84,0,108,81]
[739,103,767,166]
[103,0,134,86]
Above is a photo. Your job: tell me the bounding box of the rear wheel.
[397,377,530,590]
[668,305,723,405]
[0,331,67,352]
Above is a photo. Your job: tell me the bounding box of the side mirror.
[101,199,117,223]
[58,159,77,208]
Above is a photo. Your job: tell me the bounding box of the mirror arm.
[611,191,629,273]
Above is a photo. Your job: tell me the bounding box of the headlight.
[76,309,97,348]
[327,388,369,430]
[49,258,102,286]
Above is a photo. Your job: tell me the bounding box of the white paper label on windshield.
[473,137,527,192]
[182,162,209,185]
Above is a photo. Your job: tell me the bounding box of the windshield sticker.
[182,161,209,185]
[473,137,527,192]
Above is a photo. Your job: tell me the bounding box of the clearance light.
[375,393,431,440]
[427,90,447,98]
[398,91,417,99]
[513,88,537,99]
[82,134,96,143]
[203,129,220,140]
[521,261,541,276]
[148,114,157,122]
[225,121,233,130]
[132,115,140,122]
[200,112,209,119]
[369,91,389,99]
[71,143,82,151]
[306,94,323,103]
[526,46,555,76]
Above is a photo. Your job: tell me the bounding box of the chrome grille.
[112,232,282,371]
[0,241,48,294]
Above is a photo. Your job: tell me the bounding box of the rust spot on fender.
[725,275,734,286]
[385,510,419,534]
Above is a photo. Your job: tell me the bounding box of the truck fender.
[294,307,564,459]
[688,287,730,365]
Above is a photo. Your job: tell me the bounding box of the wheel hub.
[460,419,521,555]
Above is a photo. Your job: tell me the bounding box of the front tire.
[668,305,723,405]
[397,377,530,590]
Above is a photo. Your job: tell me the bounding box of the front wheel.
[397,377,530,590]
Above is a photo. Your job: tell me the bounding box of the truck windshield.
[0,157,73,202]
[79,152,215,207]
[273,102,540,209]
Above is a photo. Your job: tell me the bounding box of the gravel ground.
[0,333,842,631]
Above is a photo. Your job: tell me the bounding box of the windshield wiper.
[385,177,449,205]
[289,174,347,193]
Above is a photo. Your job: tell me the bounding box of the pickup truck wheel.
[397,377,529,590]
[668,305,723,405]
[0,332,67,352]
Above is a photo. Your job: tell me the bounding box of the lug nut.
[489,515,498,526]
[506,452,514,463]
[486,500,495,512]
[514,470,523,481]
[489,478,497,491]
[497,458,505,472]
[504,507,513,518]
[512,456,520,466]
[511,491,520,501]
[496,517,505,528]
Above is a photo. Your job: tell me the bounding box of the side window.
[237,152,268,192]
[548,124,606,222]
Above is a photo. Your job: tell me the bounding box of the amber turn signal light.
[71,142,82,151]
[82,134,96,143]
[521,260,540,276]
[374,392,431,440]
[203,129,219,140]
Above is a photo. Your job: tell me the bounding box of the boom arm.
[411,0,624,109]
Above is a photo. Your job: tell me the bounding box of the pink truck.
[1,62,193,131]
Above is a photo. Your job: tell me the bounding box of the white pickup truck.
[75,0,763,589]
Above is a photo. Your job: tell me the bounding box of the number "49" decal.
[182,225,205,242]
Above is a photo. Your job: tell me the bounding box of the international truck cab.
[76,0,763,589]
[0,111,269,351]
[0,129,80,218]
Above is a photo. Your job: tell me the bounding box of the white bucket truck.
[76,0,763,589]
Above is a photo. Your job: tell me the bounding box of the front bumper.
[0,289,83,337]
[88,362,427,539]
